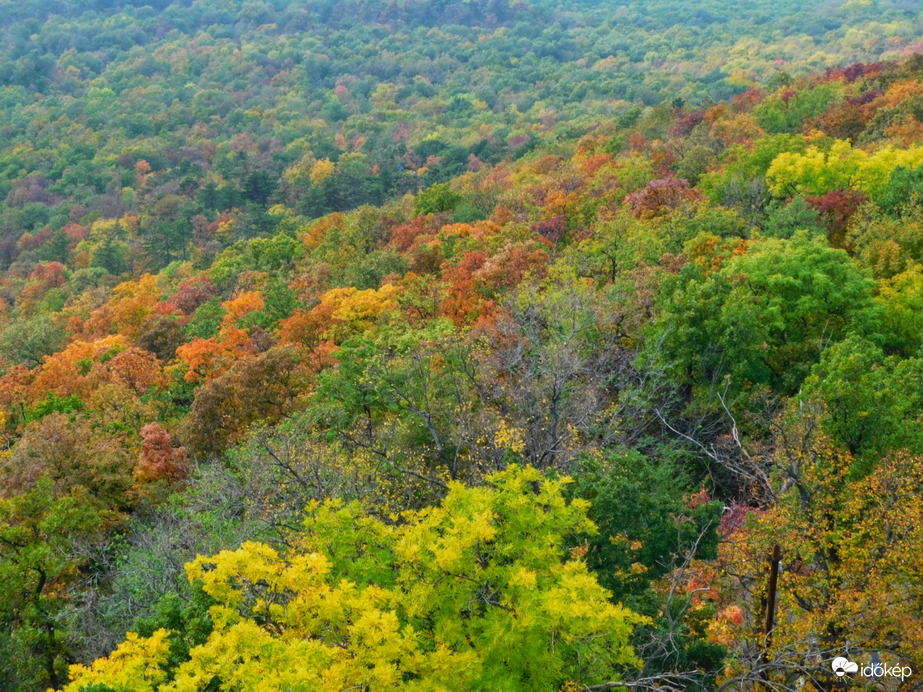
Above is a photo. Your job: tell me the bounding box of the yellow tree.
[60,466,646,692]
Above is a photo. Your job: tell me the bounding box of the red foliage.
[389,217,432,253]
[685,488,712,509]
[848,89,883,107]
[531,215,568,243]
[135,422,188,484]
[805,189,866,248]
[17,226,52,252]
[62,223,87,241]
[625,176,703,218]
[731,87,765,113]
[823,61,885,84]
[719,502,761,537]
[440,250,489,323]
[475,243,548,291]
[168,275,218,316]
[669,110,706,138]
[5,174,52,206]
[30,262,68,289]
[508,134,531,150]
[628,132,648,153]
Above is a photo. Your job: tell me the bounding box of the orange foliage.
[83,274,162,339]
[0,364,35,422]
[28,335,128,402]
[884,116,923,146]
[17,262,68,314]
[625,177,704,218]
[221,290,264,328]
[577,152,616,177]
[879,79,923,108]
[94,348,166,395]
[277,308,318,345]
[710,112,764,146]
[301,212,346,250]
[176,326,252,382]
[474,243,549,292]
[440,250,494,324]
[389,216,433,252]
[134,422,188,485]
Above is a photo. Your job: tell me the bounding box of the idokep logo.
[832,657,858,677]
[831,656,913,682]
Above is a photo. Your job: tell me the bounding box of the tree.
[413,182,462,215]
[136,318,185,363]
[135,423,188,486]
[761,195,823,239]
[766,140,923,198]
[799,336,923,475]
[0,315,67,368]
[184,345,307,457]
[0,479,103,691]
[568,451,725,686]
[715,431,923,687]
[645,231,880,399]
[59,466,646,692]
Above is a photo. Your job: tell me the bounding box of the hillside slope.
[1,4,923,690]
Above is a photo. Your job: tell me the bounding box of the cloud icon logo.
[832,657,859,677]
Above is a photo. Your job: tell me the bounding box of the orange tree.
[714,425,923,689]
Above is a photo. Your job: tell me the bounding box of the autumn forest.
[1,0,923,690]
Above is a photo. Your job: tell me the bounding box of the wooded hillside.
[1,2,922,690]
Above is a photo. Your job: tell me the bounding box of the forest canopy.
[1,1,923,691]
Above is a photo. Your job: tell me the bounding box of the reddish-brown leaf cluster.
[625,176,703,218]
[135,422,188,484]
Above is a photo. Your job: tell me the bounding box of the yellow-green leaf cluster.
[59,467,645,692]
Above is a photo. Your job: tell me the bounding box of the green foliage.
[0,314,66,368]
[755,82,842,133]
[700,134,806,218]
[339,248,409,291]
[183,299,225,341]
[0,6,922,688]
[413,182,463,216]
[645,231,881,397]
[878,164,923,216]
[0,479,104,690]
[131,586,216,683]
[570,451,720,601]
[877,262,923,355]
[762,195,824,238]
[239,279,299,331]
[801,336,923,476]
[451,201,488,223]
[27,393,84,421]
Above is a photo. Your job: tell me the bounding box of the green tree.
[800,335,923,476]
[0,314,67,367]
[645,231,881,398]
[0,479,104,691]
[413,182,463,215]
[568,451,725,688]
